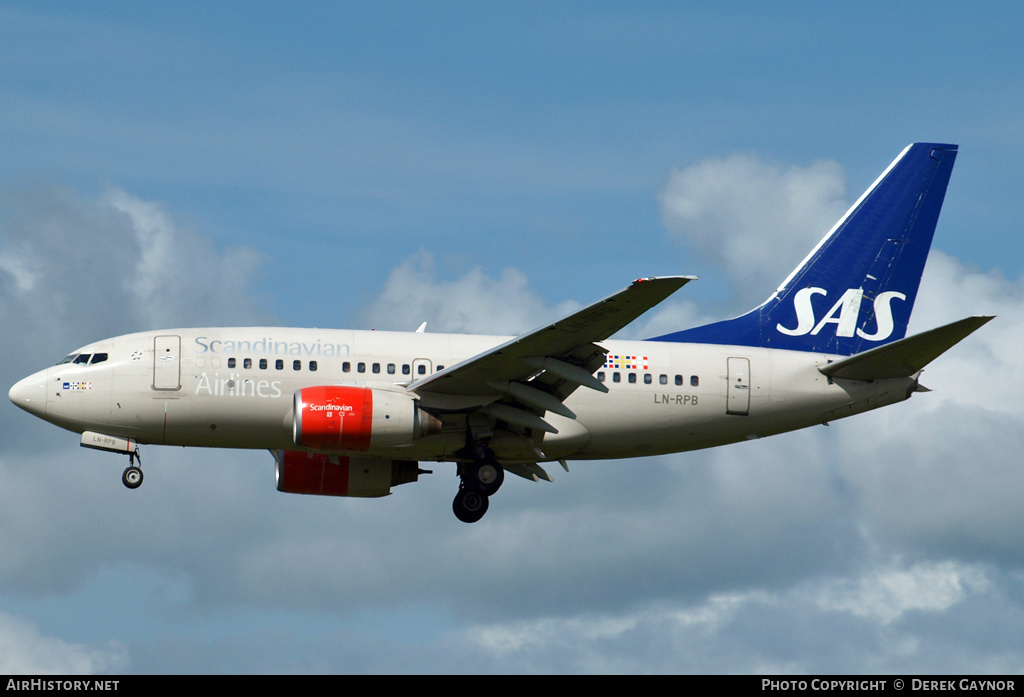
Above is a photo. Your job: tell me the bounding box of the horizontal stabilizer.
[819,315,993,381]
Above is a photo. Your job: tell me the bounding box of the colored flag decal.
[603,355,649,370]
[62,381,93,390]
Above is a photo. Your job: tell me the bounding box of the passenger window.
[436,365,444,371]
[244,358,252,369]
[275,359,284,370]
[675,375,683,386]
[342,362,350,373]
[293,360,301,371]
[644,373,652,385]
[660,374,668,385]
[691,376,699,387]
[613,372,621,383]
[402,364,410,375]
[387,363,396,375]
[628,373,637,384]
[228,358,236,368]
[90,353,108,365]
[372,363,380,374]
[597,371,606,382]
[357,362,366,373]
[417,364,426,375]
[310,361,318,372]
[259,358,268,370]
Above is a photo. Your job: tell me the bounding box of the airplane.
[8,142,992,523]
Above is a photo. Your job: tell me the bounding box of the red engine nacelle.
[274,449,422,498]
[292,385,440,452]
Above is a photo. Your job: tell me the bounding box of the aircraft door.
[726,357,750,415]
[153,335,181,390]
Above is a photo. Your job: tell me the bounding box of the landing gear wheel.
[464,459,504,496]
[453,487,489,523]
[122,466,143,489]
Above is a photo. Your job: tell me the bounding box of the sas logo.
[776,288,906,341]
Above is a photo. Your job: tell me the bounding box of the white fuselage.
[13,327,916,465]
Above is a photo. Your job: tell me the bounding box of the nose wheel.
[122,465,144,489]
[121,451,143,490]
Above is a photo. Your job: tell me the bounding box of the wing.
[407,276,695,438]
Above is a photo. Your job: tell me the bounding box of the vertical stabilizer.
[649,143,958,356]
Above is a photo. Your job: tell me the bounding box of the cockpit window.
[58,352,108,366]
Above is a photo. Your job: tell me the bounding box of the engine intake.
[293,385,440,452]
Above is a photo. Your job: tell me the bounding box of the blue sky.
[2,1,1024,674]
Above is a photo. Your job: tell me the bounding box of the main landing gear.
[452,450,505,523]
[452,487,488,523]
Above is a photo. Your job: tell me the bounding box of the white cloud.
[358,250,580,334]
[0,611,127,675]
[659,153,849,305]
[0,185,269,365]
[104,188,268,329]
[813,560,991,624]
[454,559,1005,673]
[910,249,1024,412]
[357,249,713,343]
[0,253,38,294]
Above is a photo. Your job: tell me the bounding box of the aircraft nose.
[9,370,48,418]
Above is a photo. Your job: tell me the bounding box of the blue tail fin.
[649,143,958,355]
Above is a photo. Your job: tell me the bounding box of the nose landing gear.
[121,450,143,489]
[80,431,145,491]
[122,465,143,488]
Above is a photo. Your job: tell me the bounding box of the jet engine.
[292,386,441,452]
[274,450,423,498]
